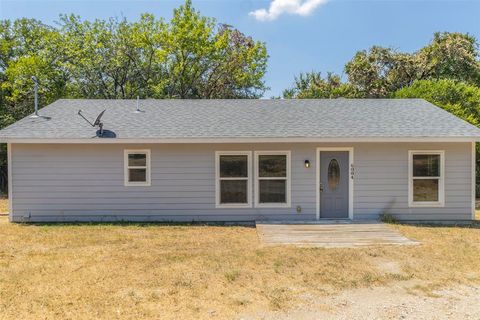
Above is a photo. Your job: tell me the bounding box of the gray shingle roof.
[1,99,480,141]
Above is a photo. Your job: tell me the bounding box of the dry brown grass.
[0,198,8,213]
[0,217,479,319]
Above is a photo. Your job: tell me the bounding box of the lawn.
[0,199,480,319]
[0,196,8,213]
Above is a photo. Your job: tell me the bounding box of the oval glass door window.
[328,159,340,191]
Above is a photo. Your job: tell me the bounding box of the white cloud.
[249,0,328,21]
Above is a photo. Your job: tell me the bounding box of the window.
[328,159,340,191]
[409,150,444,207]
[255,151,291,207]
[215,151,252,208]
[124,150,151,186]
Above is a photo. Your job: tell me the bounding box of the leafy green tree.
[58,13,164,99]
[156,1,267,98]
[344,46,419,97]
[416,32,480,85]
[282,72,358,98]
[394,79,480,125]
[199,24,268,98]
[0,19,67,127]
[56,1,268,99]
[345,32,480,97]
[0,0,268,111]
[286,32,480,99]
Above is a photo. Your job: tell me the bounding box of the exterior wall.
[9,142,474,222]
[353,142,473,220]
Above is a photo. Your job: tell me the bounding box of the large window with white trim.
[255,151,291,207]
[409,150,444,207]
[215,152,252,207]
[124,150,151,186]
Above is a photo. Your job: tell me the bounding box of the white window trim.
[124,149,151,187]
[408,150,445,207]
[215,151,252,208]
[254,151,291,208]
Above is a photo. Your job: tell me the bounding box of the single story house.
[1,98,479,223]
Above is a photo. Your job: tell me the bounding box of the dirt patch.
[373,258,404,275]
[241,283,480,319]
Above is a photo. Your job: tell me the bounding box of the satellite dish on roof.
[78,109,107,137]
[93,109,106,126]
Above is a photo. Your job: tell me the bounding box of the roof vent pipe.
[133,96,144,113]
[31,76,39,118]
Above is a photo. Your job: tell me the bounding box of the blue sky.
[1,0,479,97]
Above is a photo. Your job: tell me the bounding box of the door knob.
[319,183,324,192]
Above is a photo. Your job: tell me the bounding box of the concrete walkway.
[256,221,419,248]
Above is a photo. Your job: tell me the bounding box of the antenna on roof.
[133,96,144,113]
[31,76,39,117]
[30,76,42,118]
[78,109,106,137]
[29,76,51,120]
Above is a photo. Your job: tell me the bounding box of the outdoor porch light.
[304,160,310,168]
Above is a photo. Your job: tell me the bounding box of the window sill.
[409,202,444,208]
[125,182,151,187]
[216,204,252,209]
[255,203,291,209]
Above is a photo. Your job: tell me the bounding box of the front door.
[320,151,349,218]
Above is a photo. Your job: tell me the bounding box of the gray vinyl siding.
[353,143,473,220]
[9,142,474,222]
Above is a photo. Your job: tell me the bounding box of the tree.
[198,24,268,98]
[0,0,268,107]
[0,18,67,128]
[394,79,480,126]
[416,32,480,85]
[56,1,268,99]
[345,32,480,98]
[156,1,267,98]
[286,32,480,99]
[344,46,419,97]
[282,72,358,99]
[58,14,165,99]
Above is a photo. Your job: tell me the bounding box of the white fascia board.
[2,137,480,144]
